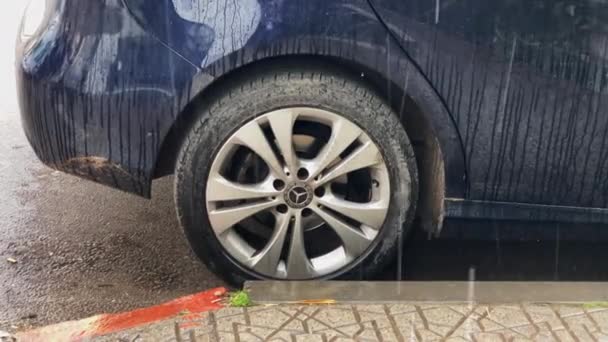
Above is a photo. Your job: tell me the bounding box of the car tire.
[174,62,418,285]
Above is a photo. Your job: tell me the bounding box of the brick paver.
[95,303,608,341]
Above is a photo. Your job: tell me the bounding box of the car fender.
[122,0,468,198]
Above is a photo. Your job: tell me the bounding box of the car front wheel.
[175,63,418,285]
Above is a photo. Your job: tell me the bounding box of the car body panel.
[371,0,608,208]
[17,0,466,201]
[19,0,608,229]
[16,0,200,196]
[123,0,469,199]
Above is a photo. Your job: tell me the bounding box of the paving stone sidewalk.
[95,302,608,341]
[16,282,608,341]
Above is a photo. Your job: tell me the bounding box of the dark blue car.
[16,0,608,284]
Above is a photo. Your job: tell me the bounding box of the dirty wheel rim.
[205,107,391,279]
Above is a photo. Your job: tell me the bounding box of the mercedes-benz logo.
[289,187,308,204]
[284,183,313,208]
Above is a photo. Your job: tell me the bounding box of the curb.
[15,287,227,342]
[246,281,608,304]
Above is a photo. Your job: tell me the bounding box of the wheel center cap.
[284,183,313,208]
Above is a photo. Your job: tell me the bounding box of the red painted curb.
[16,287,227,342]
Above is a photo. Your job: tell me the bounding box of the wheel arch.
[155,54,464,234]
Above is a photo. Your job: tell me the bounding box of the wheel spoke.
[249,213,291,276]
[311,206,373,258]
[286,211,316,278]
[231,120,285,177]
[267,109,298,175]
[309,118,362,179]
[208,199,279,235]
[317,193,388,229]
[316,141,382,186]
[207,173,279,202]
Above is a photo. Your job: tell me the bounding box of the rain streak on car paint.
[171,0,261,67]
[20,0,467,209]
[370,0,608,208]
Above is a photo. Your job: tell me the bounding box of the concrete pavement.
[162,302,608,341]
[15,282,608,341]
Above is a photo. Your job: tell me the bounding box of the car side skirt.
[445,198,608,224]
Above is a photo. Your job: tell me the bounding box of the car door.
[370,0,608,208]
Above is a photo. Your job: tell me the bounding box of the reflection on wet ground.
[387,220,608,281]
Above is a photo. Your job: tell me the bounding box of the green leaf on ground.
[229,291,252,307]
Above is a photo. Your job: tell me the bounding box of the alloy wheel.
[205,107,390,279]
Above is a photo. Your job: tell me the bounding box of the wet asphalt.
[1,108,226,331]
[3,2,608,332]
[0,4,213,331]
